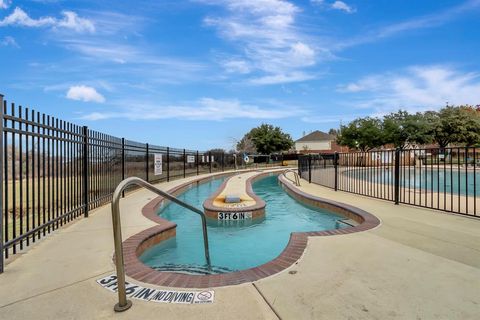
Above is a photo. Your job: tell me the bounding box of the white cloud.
[338,65,480,113]
[59,39,207,84]
[310,0,355,14]
[61,40,136,63]
[206,0,300,16]
[222,59,252,74]
[200,0,319,84]
[0,7,94,32]
[337,0,480,49]
[337,75,384,92]
[290,42,316,66]
[57,11,95,33]
[0,7,55,27]
[331,1,355,13]
[79,11,145,37]
[0,35,18,47]
[250,72,315,85]
[80,97,302,121]
[66,85,105,103]
[0,0,11,9]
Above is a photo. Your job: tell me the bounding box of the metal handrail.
[110,177,211,312]
[283,169,301,186]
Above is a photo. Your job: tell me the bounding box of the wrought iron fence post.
[166,147,170,182]
[0,94,4,273]
[121,138,125,198]
[334,152,338,191]
[464,146,469,166]
[465,147,469,210]
[196,151,199,175]
[82,126,89,217]
[145,143,149,182]
[209,151,212,173]
[297,155,301,176]
[183,149,186,178]
[308,154,312,183]
[394,148,400,205]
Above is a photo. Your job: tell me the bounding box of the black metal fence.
[0,95,244,272]
[299,147,479,218]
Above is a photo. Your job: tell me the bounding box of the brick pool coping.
[121,171,381,288]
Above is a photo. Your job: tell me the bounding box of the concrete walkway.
[1,171,479,319]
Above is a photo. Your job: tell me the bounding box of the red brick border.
[121,171,380,288]
[277,175,381,235]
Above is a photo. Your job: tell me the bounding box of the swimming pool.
[343,167,479,196]
[140,175,346,274]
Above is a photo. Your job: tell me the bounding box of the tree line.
[232,105,480,155]
[336,105,480,151]
[236,124,294,154]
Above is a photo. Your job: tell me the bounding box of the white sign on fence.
[187,155,195,163]
[154,154,163,175]
[211,155,214,162]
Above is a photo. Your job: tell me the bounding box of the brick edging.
[278,174,381,235]
[121,171,380,288]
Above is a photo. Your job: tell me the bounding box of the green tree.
[426,106,480,148]
[383,110,432,149]
[328,128,339,136]
[207,148,226,153]
[456,106,480,146]
[235,135,257,154]
[337,117,385,151]
[238,124,293,154]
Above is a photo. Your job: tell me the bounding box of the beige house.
[295,130,347,154]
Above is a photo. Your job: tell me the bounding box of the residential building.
[294,130,347,154]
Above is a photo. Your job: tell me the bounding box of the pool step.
[152,263,235,275]
[336,218,359,227]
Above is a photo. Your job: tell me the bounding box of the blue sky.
[1,0,480,150]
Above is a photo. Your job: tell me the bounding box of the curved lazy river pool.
[140,175,346,274]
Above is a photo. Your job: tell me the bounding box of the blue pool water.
[343,167,480,196]
[140,175,345,274]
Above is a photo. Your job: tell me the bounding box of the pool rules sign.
[154,154,162,175]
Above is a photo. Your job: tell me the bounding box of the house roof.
[295,130,335,142]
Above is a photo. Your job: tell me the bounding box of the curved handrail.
[283,169,301,186]
[110,177,211,312]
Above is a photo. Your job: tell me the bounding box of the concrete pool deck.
[0,169,479,319]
